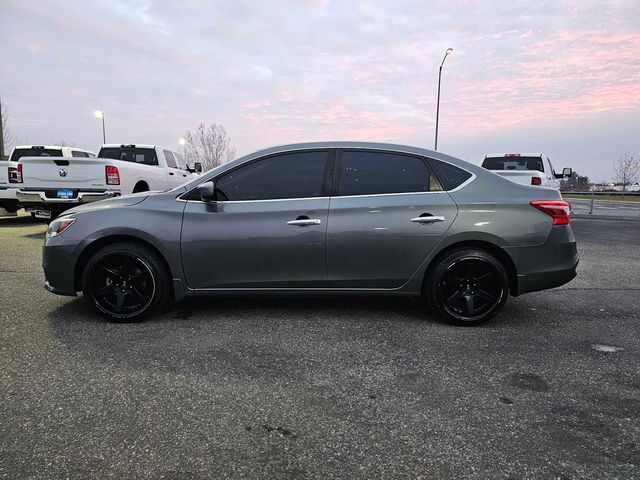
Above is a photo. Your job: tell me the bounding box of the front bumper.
[17,189,120,205]
[43,242,78,296]
[505,225,579,296]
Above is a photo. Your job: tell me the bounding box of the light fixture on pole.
[94,110,106,144]
[434,47,453,151]
[178,138,186,146]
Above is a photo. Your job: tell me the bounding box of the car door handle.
[169,172,174,176]
[410,215,446,224]
[287,217,322,226]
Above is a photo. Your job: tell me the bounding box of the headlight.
[46,217,76,239]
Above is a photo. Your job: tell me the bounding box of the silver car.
[43,142,578,326]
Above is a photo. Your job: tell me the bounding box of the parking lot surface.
[1,214,639,479]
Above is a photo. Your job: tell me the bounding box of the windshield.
[482,156,544,172]
[10,148,63,161]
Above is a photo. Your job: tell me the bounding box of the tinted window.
[482,156,544,172]
[338,151,441,196]
[429,159,472,191]
[71,150,88,158]
[163,150,177,168]
[216,151,328,201]
[10,148,63,161]
[99,147,158,166]
[174,152,188,170]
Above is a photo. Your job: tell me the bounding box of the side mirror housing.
[197,181,215,201]
[194,162,203,174]
[562,167,572,178]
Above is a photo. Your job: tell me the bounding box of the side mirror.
[562,167,572,178]
[194,162,203,174]
[197,181,215,202]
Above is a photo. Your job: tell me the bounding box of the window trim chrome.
[177,146,477,203]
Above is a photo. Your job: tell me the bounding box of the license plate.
[34,210,52,219]
[57,189,74,199]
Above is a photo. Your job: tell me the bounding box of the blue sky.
[1,0,638,181]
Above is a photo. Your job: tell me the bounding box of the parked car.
[16,144,200,219]
[0,145,96,214]
[481,153,571,189]
[42,142,578,326]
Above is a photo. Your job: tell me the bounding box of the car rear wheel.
[425,248,509,326]
[82,242,171,322]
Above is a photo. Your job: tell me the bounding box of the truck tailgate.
[20,156,107,189]
[491,170,542,186]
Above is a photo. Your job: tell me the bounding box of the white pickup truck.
[16,144,201,219]
[481,153,571,189]
[1,145,96,214]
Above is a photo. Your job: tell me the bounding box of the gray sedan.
[43,142,578,325]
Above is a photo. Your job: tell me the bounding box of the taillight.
[9,163,23,183]
[531,177,542,186]
[530,200,571,225]
[105,165,120,185]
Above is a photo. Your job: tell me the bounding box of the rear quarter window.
[428,159,472,191]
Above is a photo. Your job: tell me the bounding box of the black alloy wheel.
[426,248,509,326]
[83,242,170,322]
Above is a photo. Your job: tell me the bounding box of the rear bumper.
[17,189,120,205]
[505,225,579,295]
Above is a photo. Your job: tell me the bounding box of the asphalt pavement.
[0,214,639,479]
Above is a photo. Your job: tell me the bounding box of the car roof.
[100,144,158,149]
[237,141,481,172]
[13,145,96,154]
[484,153,544,158]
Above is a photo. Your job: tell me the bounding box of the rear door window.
[482,156,544,172]
[337,150,442,196]
[10,148,63,161]
[99,147,158,166]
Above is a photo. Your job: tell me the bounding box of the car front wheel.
[82,242,171,322]
[425,247,509,326]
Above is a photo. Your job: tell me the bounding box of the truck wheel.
[82,242,171,322]
[424,248,509,326]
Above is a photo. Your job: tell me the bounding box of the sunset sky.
[1,0,638,181]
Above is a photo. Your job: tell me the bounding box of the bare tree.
[613,152,640,191]
[1,98,16,159]
[183,123,235,171]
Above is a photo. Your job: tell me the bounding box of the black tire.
[82,242,171,322]
[424,248,509,326]
[3,204,19,213]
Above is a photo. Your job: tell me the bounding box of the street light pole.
[434,48,453,151]
[94,110,106,144]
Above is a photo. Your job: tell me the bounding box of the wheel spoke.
[101,266,120,278]
[476,288,496,302]
[95,284,116,297]
[114,291,127,312]
[473,272,493,282]
[130,286,146,303]
[446,289,464,303]
[465,295,475,315]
